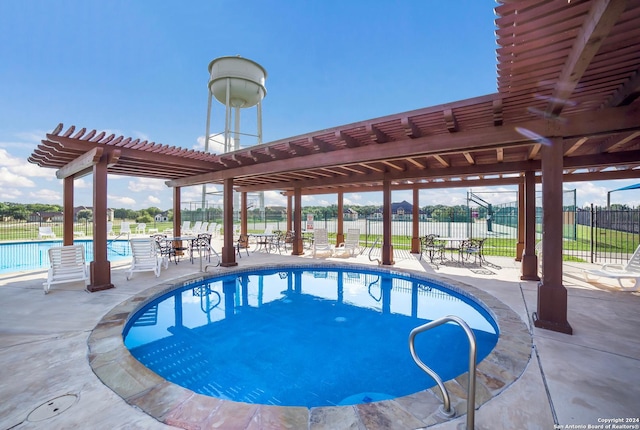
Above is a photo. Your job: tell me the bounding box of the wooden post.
[286,195,292,232]
[411,187,421,254]
[241,192,248,236]
[63,177,74,246]
[515,180,525,261]
[382,178,394,265]
[221,178,238,267]
[173,187,181,236]
[521,170,539,280]
[533,138,572,334]
[292,187,304,255]
[336,192,344,245]
[88,157,113,292]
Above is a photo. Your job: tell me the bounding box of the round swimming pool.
[123,265,499,408]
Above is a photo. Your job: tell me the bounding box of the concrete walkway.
[0,241,638,429]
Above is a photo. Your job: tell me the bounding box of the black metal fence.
[1,206,638,264]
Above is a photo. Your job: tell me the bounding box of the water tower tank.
[208,56,267,108]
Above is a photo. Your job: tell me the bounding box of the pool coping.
[88,261,532,429]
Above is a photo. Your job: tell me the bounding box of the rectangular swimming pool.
[0,239,131,274]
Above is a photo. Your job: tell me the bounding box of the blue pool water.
[0,239,131,274]
[124,266,499,408]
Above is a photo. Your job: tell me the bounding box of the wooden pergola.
[29,0,640,334]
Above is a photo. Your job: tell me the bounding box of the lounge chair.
[126,238,163,280]
[584,244,640,291]
[106,222,114,236]
[335,228,361,257]
[186,221,202,235]
[312,228,334,257]
[181,220,191,234]
[135,223,146,235]
[38,226,56,239]
[43,245,89,294]
[120,222,132,239]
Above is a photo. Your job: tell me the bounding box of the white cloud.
[263,190,286,206]
[0,188,23,199]
[28,188,61,203]
[195,134,226,154]
[146,195,162,205]
[0,167,36,187]
[128,178,167,192]
[109,195,137,207]
[75,178,90,188]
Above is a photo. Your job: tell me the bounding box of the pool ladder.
[408,315,477,430]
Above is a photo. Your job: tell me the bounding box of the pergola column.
[515,180,525,261]
[173,187,181,236]
[336,192,344,245]
[521,170,539,280]
[292,187,304,255]
[63,177,74,246]
[221,178,238,267]
[534,138,572,334]
[382,178,394,265]
[240,192,248,236]
[286,195,292,232]
[88,156,113,292]
[411,187,420,254]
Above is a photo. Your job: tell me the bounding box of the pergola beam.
[55,147,104,179]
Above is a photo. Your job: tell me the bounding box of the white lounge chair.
[312,228,334,257]
[335,228,361,257]
[135,223,147,235]
[106,221,114,236]
[186,221,202,235]
[38,226,56,239]
[43,245,89,294]
[120,222,132,239]
[584,244,640,291]
[126,238,163,280]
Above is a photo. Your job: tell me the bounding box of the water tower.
[203,56,267,212]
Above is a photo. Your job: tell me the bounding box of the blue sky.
[1,0,638,211]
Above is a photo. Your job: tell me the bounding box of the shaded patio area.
[1,241,638,429]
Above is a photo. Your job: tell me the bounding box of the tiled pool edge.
[87,262,532,429]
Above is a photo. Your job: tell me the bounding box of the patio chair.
[236,234,250,258]
[43,245,89,294]
[460,238,487,265]
[152,234,176,266]
[190,233,213,263]
[135,223,146,235]
[106,222,114,236]
[584,244,640,291]
[419,234,444,263]
[38,226,56,239]
[181,220,191,234]
[127,237,163,280]
[335,228,361,257]
[274,230,294,254]
[120,222,132,239]
[312,228,334,257]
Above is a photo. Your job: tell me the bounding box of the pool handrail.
[408,315,477,430]
[368,237,381,265]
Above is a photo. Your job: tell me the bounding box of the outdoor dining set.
[419,234,488,267]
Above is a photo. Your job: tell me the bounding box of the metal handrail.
[408,315,477,430]
[368,237,381,264]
